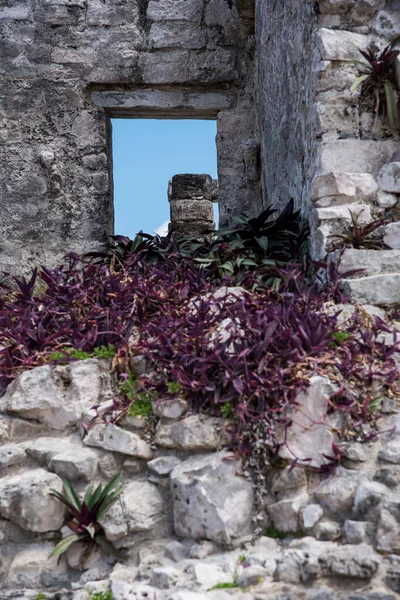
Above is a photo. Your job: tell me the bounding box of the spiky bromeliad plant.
[329,210,387,250]
[49,474,123,563]
[351,36,400,132]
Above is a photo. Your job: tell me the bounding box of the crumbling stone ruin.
[2,1,400,599]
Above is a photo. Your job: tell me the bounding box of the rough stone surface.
[102,481,166,542]
[379,162,400,194]
[6,544,68,589]
[0,360,105,430]
[170,452,253,544]
[312,172,378,202]
[268,492,309,533]
[0,443,26,470]
[341,274,400,305]
[0,469,65,532]
[84,423,152,459]
[314,518,341,541]
[301,504,324,531]
[334,249,400,278]
[25,435,99,480]
[155,415,224,451]
[0,0,264,273]
[323,544,380,578]
[314,469,362,516]
[318,28,369,60]
[278,375,339,467]
[256,0,317,216]
[153,398,189,420]
[383,222,400,250]
[379,438,400,464]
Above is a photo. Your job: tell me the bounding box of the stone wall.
[168,174,215,238]
[255,0,318,215]
[309,0,400,305]
[0,0,262,274]
[2,352,400,599]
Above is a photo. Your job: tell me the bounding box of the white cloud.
[154,220,170,236]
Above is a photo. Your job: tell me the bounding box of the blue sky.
[112,119,218,237]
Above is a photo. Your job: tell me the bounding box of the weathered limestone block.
[188,48,238,83]
[207,317,245,356]
[351,0,386,24]
[334,249,400,278]
[140,51,189,84]
[383,222,400,249]
[377,190,398,208]
[275,545,322,584]
[0,468,65,532]
[322,544,380,578]
[147,0,203,22]
[268,492,310,533]
[312,172,378,203]
[149,22,206,50]
[271,465,307,496]
[170,174,212,201]
[277,375,339,468]
[171,221,215,236]
[188,286,249,317]
[353,480,388,518]
[170,452,253,544]
[314,469,363,516]
[0,5,32,20]
[341,274,400,305]
[86,0,140,27]
[170,200,214,223]
[372,9,400,40]
[313,204,371,222]
[379,438,400,464]
[188,561,236,589]
[376,502,400,554]
[155,415,225,451]
[317,98,359,140]
[317,0,355,14]
[343,520,373,544]
[379,162,400,194]
[317,60,358,93]
[148,456,182,476]
[153,398,189,420]
[317,28,369,61]
[205,0,240,44]
[48,447,99,481]
[83,423,152,459]
[0,360,105,430]
[0,443,26,469]
[314,518,341,541]
[102,481,166,542]
[321,140,400,176]
[5,544,68,589]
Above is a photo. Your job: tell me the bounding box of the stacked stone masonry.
[310,0,400,305]
[1,346,400,599]
[0,0,265,275]
[168,174,215,237]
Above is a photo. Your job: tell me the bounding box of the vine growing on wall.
[0,205,399,468]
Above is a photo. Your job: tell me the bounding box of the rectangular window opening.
[111,118,219,239]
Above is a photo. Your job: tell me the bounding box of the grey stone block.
[170,199,214,223]
[170,174,213,200]
[149,22,206,50]
[341,274,400,305]
[147,0,203,22]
